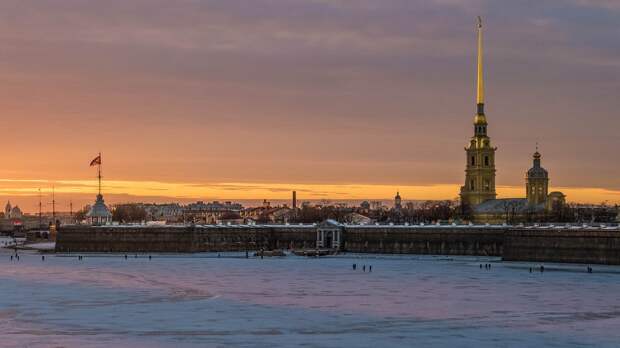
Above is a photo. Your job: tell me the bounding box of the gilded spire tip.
[476,15,485,112]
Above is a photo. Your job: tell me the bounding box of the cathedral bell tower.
[460,17,497,208]
[526,148,549,205]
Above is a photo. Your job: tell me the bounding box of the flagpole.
[38,188,42,229]
[98,152,102,196]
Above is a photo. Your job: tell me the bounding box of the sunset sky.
[1,0,619,212]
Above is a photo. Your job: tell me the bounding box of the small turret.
[526,148,549,205]
[394,191,402,210]
[4,201,12,218]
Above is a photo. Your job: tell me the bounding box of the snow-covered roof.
[473,198,544,214]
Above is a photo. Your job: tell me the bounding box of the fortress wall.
[182,226,315,251]
[503,228,620,265]
[343,227,505,256]
[55,225,620,265]
[270,226,317,250]
[55,225,199,252]
[55,225,315,253]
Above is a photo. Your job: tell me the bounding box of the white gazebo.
[87,194,112,225]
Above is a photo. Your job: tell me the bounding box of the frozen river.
[2,249,620,347]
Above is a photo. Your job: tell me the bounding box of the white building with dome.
[87,194,112,225]
[4,201,23,219]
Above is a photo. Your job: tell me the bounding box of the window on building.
[471,156,475,166]
[483,179,490,191]
[484,156,489,166]
[470,180,475,190]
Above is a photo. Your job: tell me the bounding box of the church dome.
[527,151,548,178]
[10,205,23,218]
[87,194,112,218]
[527,165,548,177]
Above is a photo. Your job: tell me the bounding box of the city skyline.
[1,0,619,211]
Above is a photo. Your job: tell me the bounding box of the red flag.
[90,155,101,166]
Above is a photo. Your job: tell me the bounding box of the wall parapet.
[55,224,620,265]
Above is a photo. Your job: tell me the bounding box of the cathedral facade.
[459,18,565,223]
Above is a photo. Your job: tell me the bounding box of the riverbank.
[53,224,620,265]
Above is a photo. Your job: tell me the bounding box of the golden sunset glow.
[2,178,618,213]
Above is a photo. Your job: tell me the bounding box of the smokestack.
[292,191,297,209]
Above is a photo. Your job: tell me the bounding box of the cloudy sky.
[0,0,618,211]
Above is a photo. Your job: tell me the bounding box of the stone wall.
[55,225,620,265]
[55,225,505,256]
[344,227,504,256]
[192,226,315,251]
[503,228,620,265]
[55,225,316,253]
[56,226,199,252]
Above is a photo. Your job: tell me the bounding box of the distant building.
[87,153,112,225]
[471,151,566,223]
[181,201,244,224]
[526,150,549,205]
[344,212,373,225]
[216,211,244,225]
[4,201,23,219]
[394,192,402,210]
[87,194,112,225]
[243,206,293,224]
[4,201,11,217]
[142,203,182,221]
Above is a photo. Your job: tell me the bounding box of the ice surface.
[1,250,620,347]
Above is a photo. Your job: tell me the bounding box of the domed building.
[86,153,112,225]
[87,194,112,225]
[4,201,23,219]
[394,191,402,210]
[459,18,565,223]
[470,150,566,223]
[526,150,548,206]
[10,205,23,219]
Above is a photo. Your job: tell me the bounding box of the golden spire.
[474,16,487,126]
[476,16,484,107]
